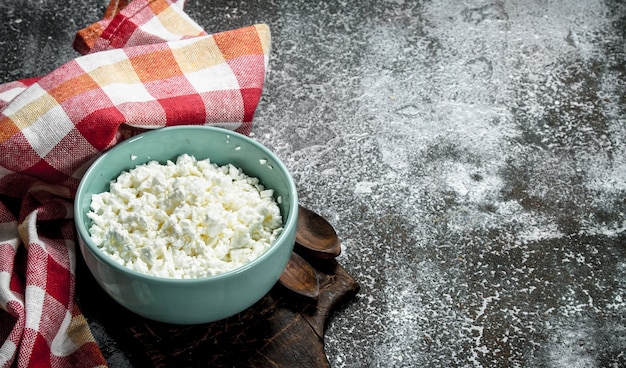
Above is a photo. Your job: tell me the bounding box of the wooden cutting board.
[76,254,359,367]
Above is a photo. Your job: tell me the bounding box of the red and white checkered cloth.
[0,0,271,366]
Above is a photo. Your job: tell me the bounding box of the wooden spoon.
[278,206,341,299]
[295,205,341,259]
[279,251,320,299]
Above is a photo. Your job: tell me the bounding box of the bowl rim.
[74,125,298,284]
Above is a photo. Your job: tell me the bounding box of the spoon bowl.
[279,252,320,299]
[295,206,341,259]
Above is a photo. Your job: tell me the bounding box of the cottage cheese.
[87,154,283,279]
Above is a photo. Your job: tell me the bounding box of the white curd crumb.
[87,154,283,279]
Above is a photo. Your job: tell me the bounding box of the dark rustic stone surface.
[1,0,625,367]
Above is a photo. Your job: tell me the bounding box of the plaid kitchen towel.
[0,0,271,366]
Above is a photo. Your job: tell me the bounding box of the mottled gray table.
[2,0,625,367]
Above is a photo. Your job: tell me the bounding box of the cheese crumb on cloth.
[87,154,283,278]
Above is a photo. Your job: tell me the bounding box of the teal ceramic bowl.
[74,126,298,324]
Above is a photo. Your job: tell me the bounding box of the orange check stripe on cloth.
[0,22,270,188]
[0,0,271,367]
